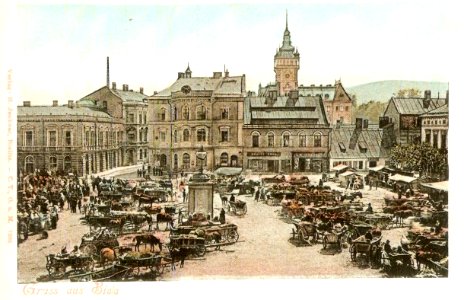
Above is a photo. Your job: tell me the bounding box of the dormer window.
[339,142,346,152]
[358,141,367,153]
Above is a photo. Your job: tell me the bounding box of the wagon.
[292,221,318,244]
[118,253,164,277]
[79,228,119,259]
[45,253,94,278]
[349,236,382,266]
[168,234,206,257]
[322,229,347,251]
[227,200,247,216]
[381,251,415,276]
[69,264,130,282]
[172,223,239,246]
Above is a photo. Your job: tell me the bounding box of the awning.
[369,165,385,172]
[332,164,348,171]
[214,167,243,176]
[421,181,448,192]
[339,171,355,177]
[389,174,417,183]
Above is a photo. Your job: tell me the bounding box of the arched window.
[174,130,178,143]
[174,154,178,170]
[49,156,57,170]
[282,132,290,147]
[230,155,238,167]
[267,132,274,147]
[182,106,190,120]
[25,156,34,174]
[314,132,322,147]
[173,106,178,121]
[183,129,190,142]
[196,106,206,120]
[182,153,190,169]
[298,132,306,147]
[197,128,206,142]
[220,152,228,166]
[160,108,166,121]
[139,149,143,159]
[252,131,260,148]
[160,154,167,167]
[64,155,72,171]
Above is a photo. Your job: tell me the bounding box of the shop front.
[292,152,328,173]
[246,151,287,173]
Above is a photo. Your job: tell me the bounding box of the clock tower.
[274,12,300,96]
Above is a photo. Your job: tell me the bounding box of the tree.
[389,143,448,179]
[397,88,421,98]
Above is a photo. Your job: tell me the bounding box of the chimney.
[23,101,31,107]
[178,72,185,79]
[225,69,229,77]
[140,87,144,94]
[213,72,222,79]
[75,102,80,108]
[446,90,449,105]
[106,56,110,88]
[52,100,58,107]
[112,82,116,90]
[363,119,369,129]
[241,74,246,93]
[68,100,74,108]
[423,90,431,109]
[355,118,363,130]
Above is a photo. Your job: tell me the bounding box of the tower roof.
[275,12,296,58]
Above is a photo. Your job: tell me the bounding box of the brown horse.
[156,213,174,230]
[169,247,196,270]
[100,247,117,266]
[133,234,163,252]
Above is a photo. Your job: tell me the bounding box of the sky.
[9,0,460,105]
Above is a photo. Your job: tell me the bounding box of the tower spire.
[286,9,288,31]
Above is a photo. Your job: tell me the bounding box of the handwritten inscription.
[21,283,119,296]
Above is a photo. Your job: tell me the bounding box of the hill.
[352,101,388,124]
[346,80,449,105]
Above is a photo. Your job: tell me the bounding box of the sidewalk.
[88,163,143,178]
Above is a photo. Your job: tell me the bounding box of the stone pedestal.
[188,172,214,217]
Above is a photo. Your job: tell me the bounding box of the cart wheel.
[350,245,356,261]
[81,244,97,256]
[54,262,67,276]
[196,245,206,257]
[228,230,239,243]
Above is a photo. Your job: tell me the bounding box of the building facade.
[383,90,447,145]
[243,18,331,174]
[420,102,448,149]
[17,100,125,176]
[147,67,246,173]
[78,82,149,165]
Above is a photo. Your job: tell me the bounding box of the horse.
[156,212,174,230]
[133,234,163,252]
[169,247,196,270]
[100,247,117,267]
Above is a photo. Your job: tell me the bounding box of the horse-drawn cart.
[381,250,415,276]
[227,200,247,216]
[79,228,119,259]
[168,234,206,257]
[45,253,94,278]
[349,236,382,266]
[69,265,130,282]
[292,221,318,245]
[118,253,165,277]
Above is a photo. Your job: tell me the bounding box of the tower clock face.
[285,73,290,79]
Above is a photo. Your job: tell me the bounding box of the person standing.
[219,208,226,224]
[182,188,187,203]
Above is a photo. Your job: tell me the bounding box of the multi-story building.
[147,67,246,173]
[78,82,149,165]
[17,100,125,176]
[383,90,447,145]
[420,98,448,149]
[243,16,331,173]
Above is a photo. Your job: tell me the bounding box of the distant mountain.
[346,80,449,105]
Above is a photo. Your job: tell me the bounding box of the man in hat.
[366,203,373,214]
[384,240,392,254]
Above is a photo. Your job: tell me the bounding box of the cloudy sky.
[10,0,459,105]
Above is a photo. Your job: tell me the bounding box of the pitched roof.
[421,103,449,116]
[153,76,244,97]
[17,106,112,118]
[111,89,146,103]
[392,97,446,115]
[330,127,387,159]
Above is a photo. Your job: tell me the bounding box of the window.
[183,106,190,120]
[144,149,147,158]
[221,108,229,119]
[64,156,72,171]
[197,129,206,142]
[299,134,306,147]
[174,130,178,143]
[25,156,34,174]
[174,107,178,121]
[48,130,57,147]
[345,106,349,111]
[174,154,178,169]
[183,129,190,142]
[25,130,33,146]
[196,106,206,120]
[144,114,147,124]
[220,128,229,142]
[139,114,142,124]
[268,133,274,147]
[324,94,330,99]
[139,130,143,142]
[358,141,367,153]
[85,131,90,147]
[129,114,135,123]
[139,149,143,159]
[220,152,228,166]
[369,161,377,168]
[283,132,290,147]
[433,132,438,148]
[443,119,447,125]
[160,108,166,121]
[335,106,339,111]
[182,153,190,169]
[49,156,57,170]
[359,161,364,169]
[340,106,345,112]
[160,131,166,142]
[314,133,322,147]
[425,130,431,144]
[252,132,259,147]
[441,131,447,149]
